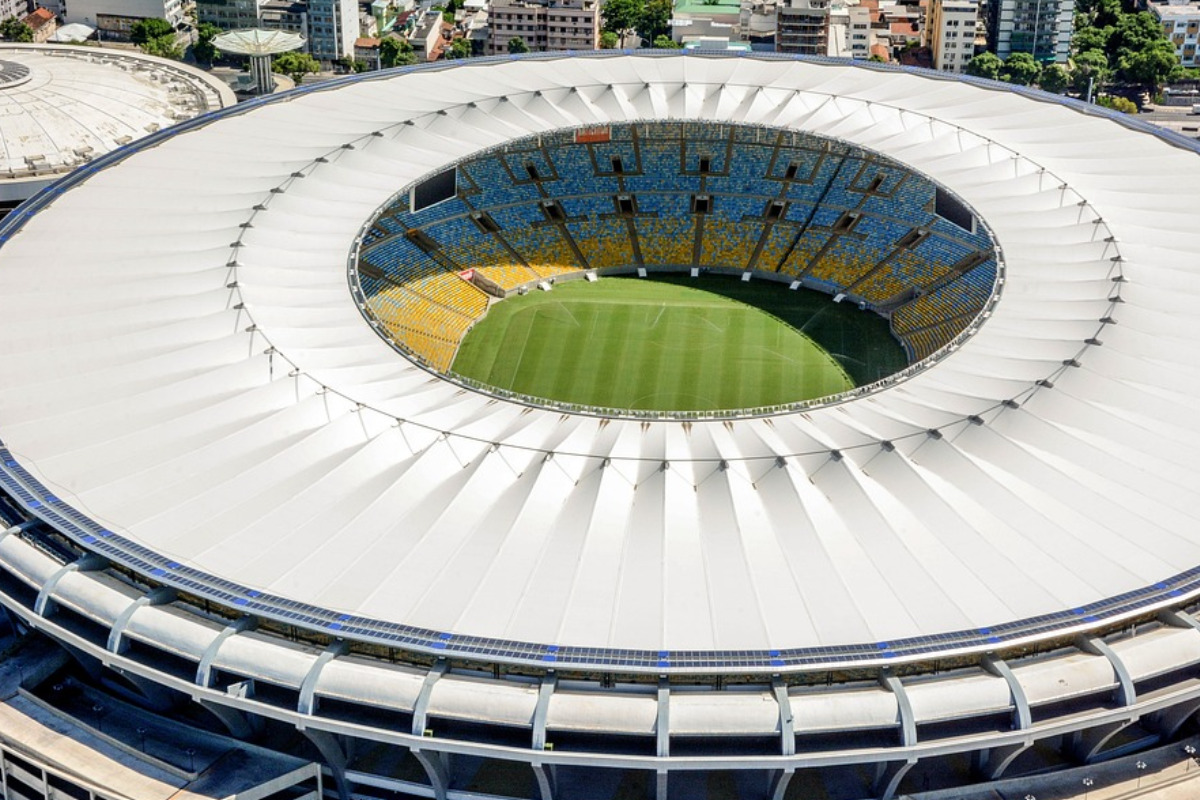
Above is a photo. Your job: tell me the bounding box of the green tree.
[140,34,184,59]
[0,17,32,42]
[130,17,174,44]
[1090,0,1121,28]
[600,30,619,48]
[1097,93,1137,112]
[337,56,369,71]
[1107,11,1163,61]
[507,36,529,53]
[652,34,678,49]
[1118,37,1177,89]
[1073,0,1183,92]
[1002,52,1042,85]
[640,0,671,41]
[448,38,471,59]
[1071,25,1110,56]
[380,36,418,67]
[965,52,1003,81]
[602,0,642,39]
[192,22,221,64]
[1072,48,1110,94]
[1038,62,1070,93]
[272,50,320,84]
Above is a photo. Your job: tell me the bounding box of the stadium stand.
[474,263,542,290]
[568,218,635,268]
[702,218,762,270]
[805,235,884,289]
[357,120,998,372]
[364,274,490,370]
[637,217,696,266]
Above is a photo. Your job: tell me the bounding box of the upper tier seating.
[359,121,997,369]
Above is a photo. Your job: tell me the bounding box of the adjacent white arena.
[0,44,234,208]
[0,52,1198,800]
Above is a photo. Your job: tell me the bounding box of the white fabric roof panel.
[0,54,1196,672]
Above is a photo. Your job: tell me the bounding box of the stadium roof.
[0,53,1198,673]
[0,45,234,198]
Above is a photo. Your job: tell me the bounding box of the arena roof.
[0,45,234,201]
[0,53,1198,674]
[213,29,306,57]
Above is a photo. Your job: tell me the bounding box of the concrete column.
[972,741,1031,780]
[195,616,256,688]
[532,762,555,800]
[411,659,448,737]
[298,640,348,716]
[34,553,105,617]
[879,672,916,747]
[982,654,1032,731]
[767,768,793,800]
[771,677,795,756]
[107,587,176,655]
[873,759,915,800]
[531,672,557,751]
[412,748,450,800]
[302,727,350,800]
[1066,720,1135,764]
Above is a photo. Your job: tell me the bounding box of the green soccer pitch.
[451,275,907,413]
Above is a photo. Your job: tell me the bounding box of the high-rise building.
[775,0,830,54]
[307,0,358,63]
[928,0,979,72]
[986,0,1073,62]
[1151,0,1200,68]
[486,0,600,55]
[846,5,871,58]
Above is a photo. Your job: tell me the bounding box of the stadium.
[0,50,1196,800]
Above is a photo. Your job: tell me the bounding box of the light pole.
[1030,0,1042,61]
[137,726,147,754]
[1136,759,1148,789]
[1186,744,1197,772]
[186,747,196,773]
[91,703,104,733]
[1082,776,1093,800]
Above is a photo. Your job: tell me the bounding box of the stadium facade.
[0,52,1197,800]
